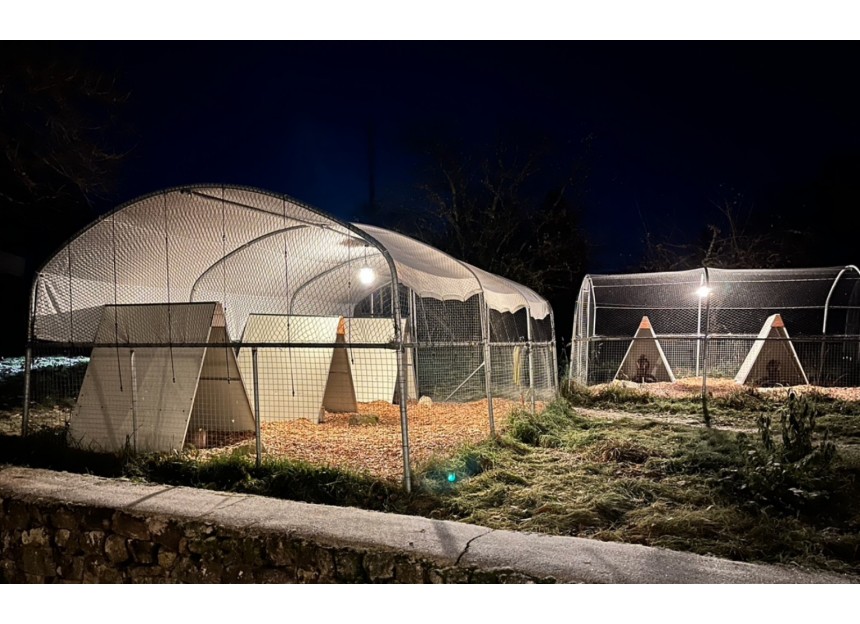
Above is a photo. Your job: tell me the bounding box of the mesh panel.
[570,266,860,388]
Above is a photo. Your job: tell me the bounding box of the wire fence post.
[481,296,496,435]
[701,267,711,427]
[397,342,412,492]
[21,346,32,436]
[391,280,412,494]
[409,289,420,397]
[252,347,262,469]
[526,311,536,414]
[130,349,139,453]
[549,311,559,393]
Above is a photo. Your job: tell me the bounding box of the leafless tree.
[1,48,129,258]
[640,194,802,271]
[400,135,589,300]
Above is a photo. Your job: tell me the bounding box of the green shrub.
[734,393,840,513]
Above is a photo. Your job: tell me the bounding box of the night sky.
[5,42,860,352]
[65,42,858,272]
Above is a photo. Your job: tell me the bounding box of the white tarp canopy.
[31,185,552,345]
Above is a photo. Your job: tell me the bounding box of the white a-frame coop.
[24,185,556,490]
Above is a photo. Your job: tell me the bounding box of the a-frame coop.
[344,318,417,404]
[70,302,255,453]
[735,313,809,386]
[237,315,358,424]
[614,316,676,383]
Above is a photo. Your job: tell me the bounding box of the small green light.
[447,472,457,483]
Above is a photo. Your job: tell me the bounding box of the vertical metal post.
[701,268,711,427]
[390,280,412,493]
[21,346,33,436]
[549,311,559,393]
[397,343,412,491]
[22,276,38,437]
[482,296,496,436]
[526,310,535,414]
[252,347,262,469]
[696,273,704,378]
[130,349,139,453]
[409,289,420,397]
[577,276,596,387]
[568,292,580,391]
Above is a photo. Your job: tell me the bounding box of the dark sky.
[59,42,860,272]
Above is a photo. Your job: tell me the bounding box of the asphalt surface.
[0,466,853,583]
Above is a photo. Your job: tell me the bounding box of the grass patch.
[421,397,860,574]
[0,426,440,516]
[2,393,859,576]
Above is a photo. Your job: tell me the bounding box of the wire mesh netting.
[569,266,860,389]
[18,185,557,490]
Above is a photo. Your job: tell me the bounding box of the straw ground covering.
[215,399,531,480]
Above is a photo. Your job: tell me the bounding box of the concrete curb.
[0,466,853,583]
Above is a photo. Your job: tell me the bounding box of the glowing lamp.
[447,472,457,483]
[695,286,711,298]
[358,267,376,285]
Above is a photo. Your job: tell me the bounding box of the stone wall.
[0,495,542,583]
[2,466,851,584]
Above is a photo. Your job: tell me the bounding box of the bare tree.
[1,48,129,255]
[401,134,589,300]
[1,46,129,354]
[640,194,802,271]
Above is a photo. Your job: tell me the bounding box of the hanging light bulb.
[358,243,375,285]
[358,266,376,285]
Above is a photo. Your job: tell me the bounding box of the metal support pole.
[409,289,420,397]
[482,297,496,436]
[549,312,558,393]
[22,277,38,437]
[130,349,139,453]
[696,273,704,378]
[252,347,262,469]
[526,312,535,414]
[701,268,711,427]
[397,343,412,492]
[444,361,485,401]
[21,346,33,436]
[390,282,412,493]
